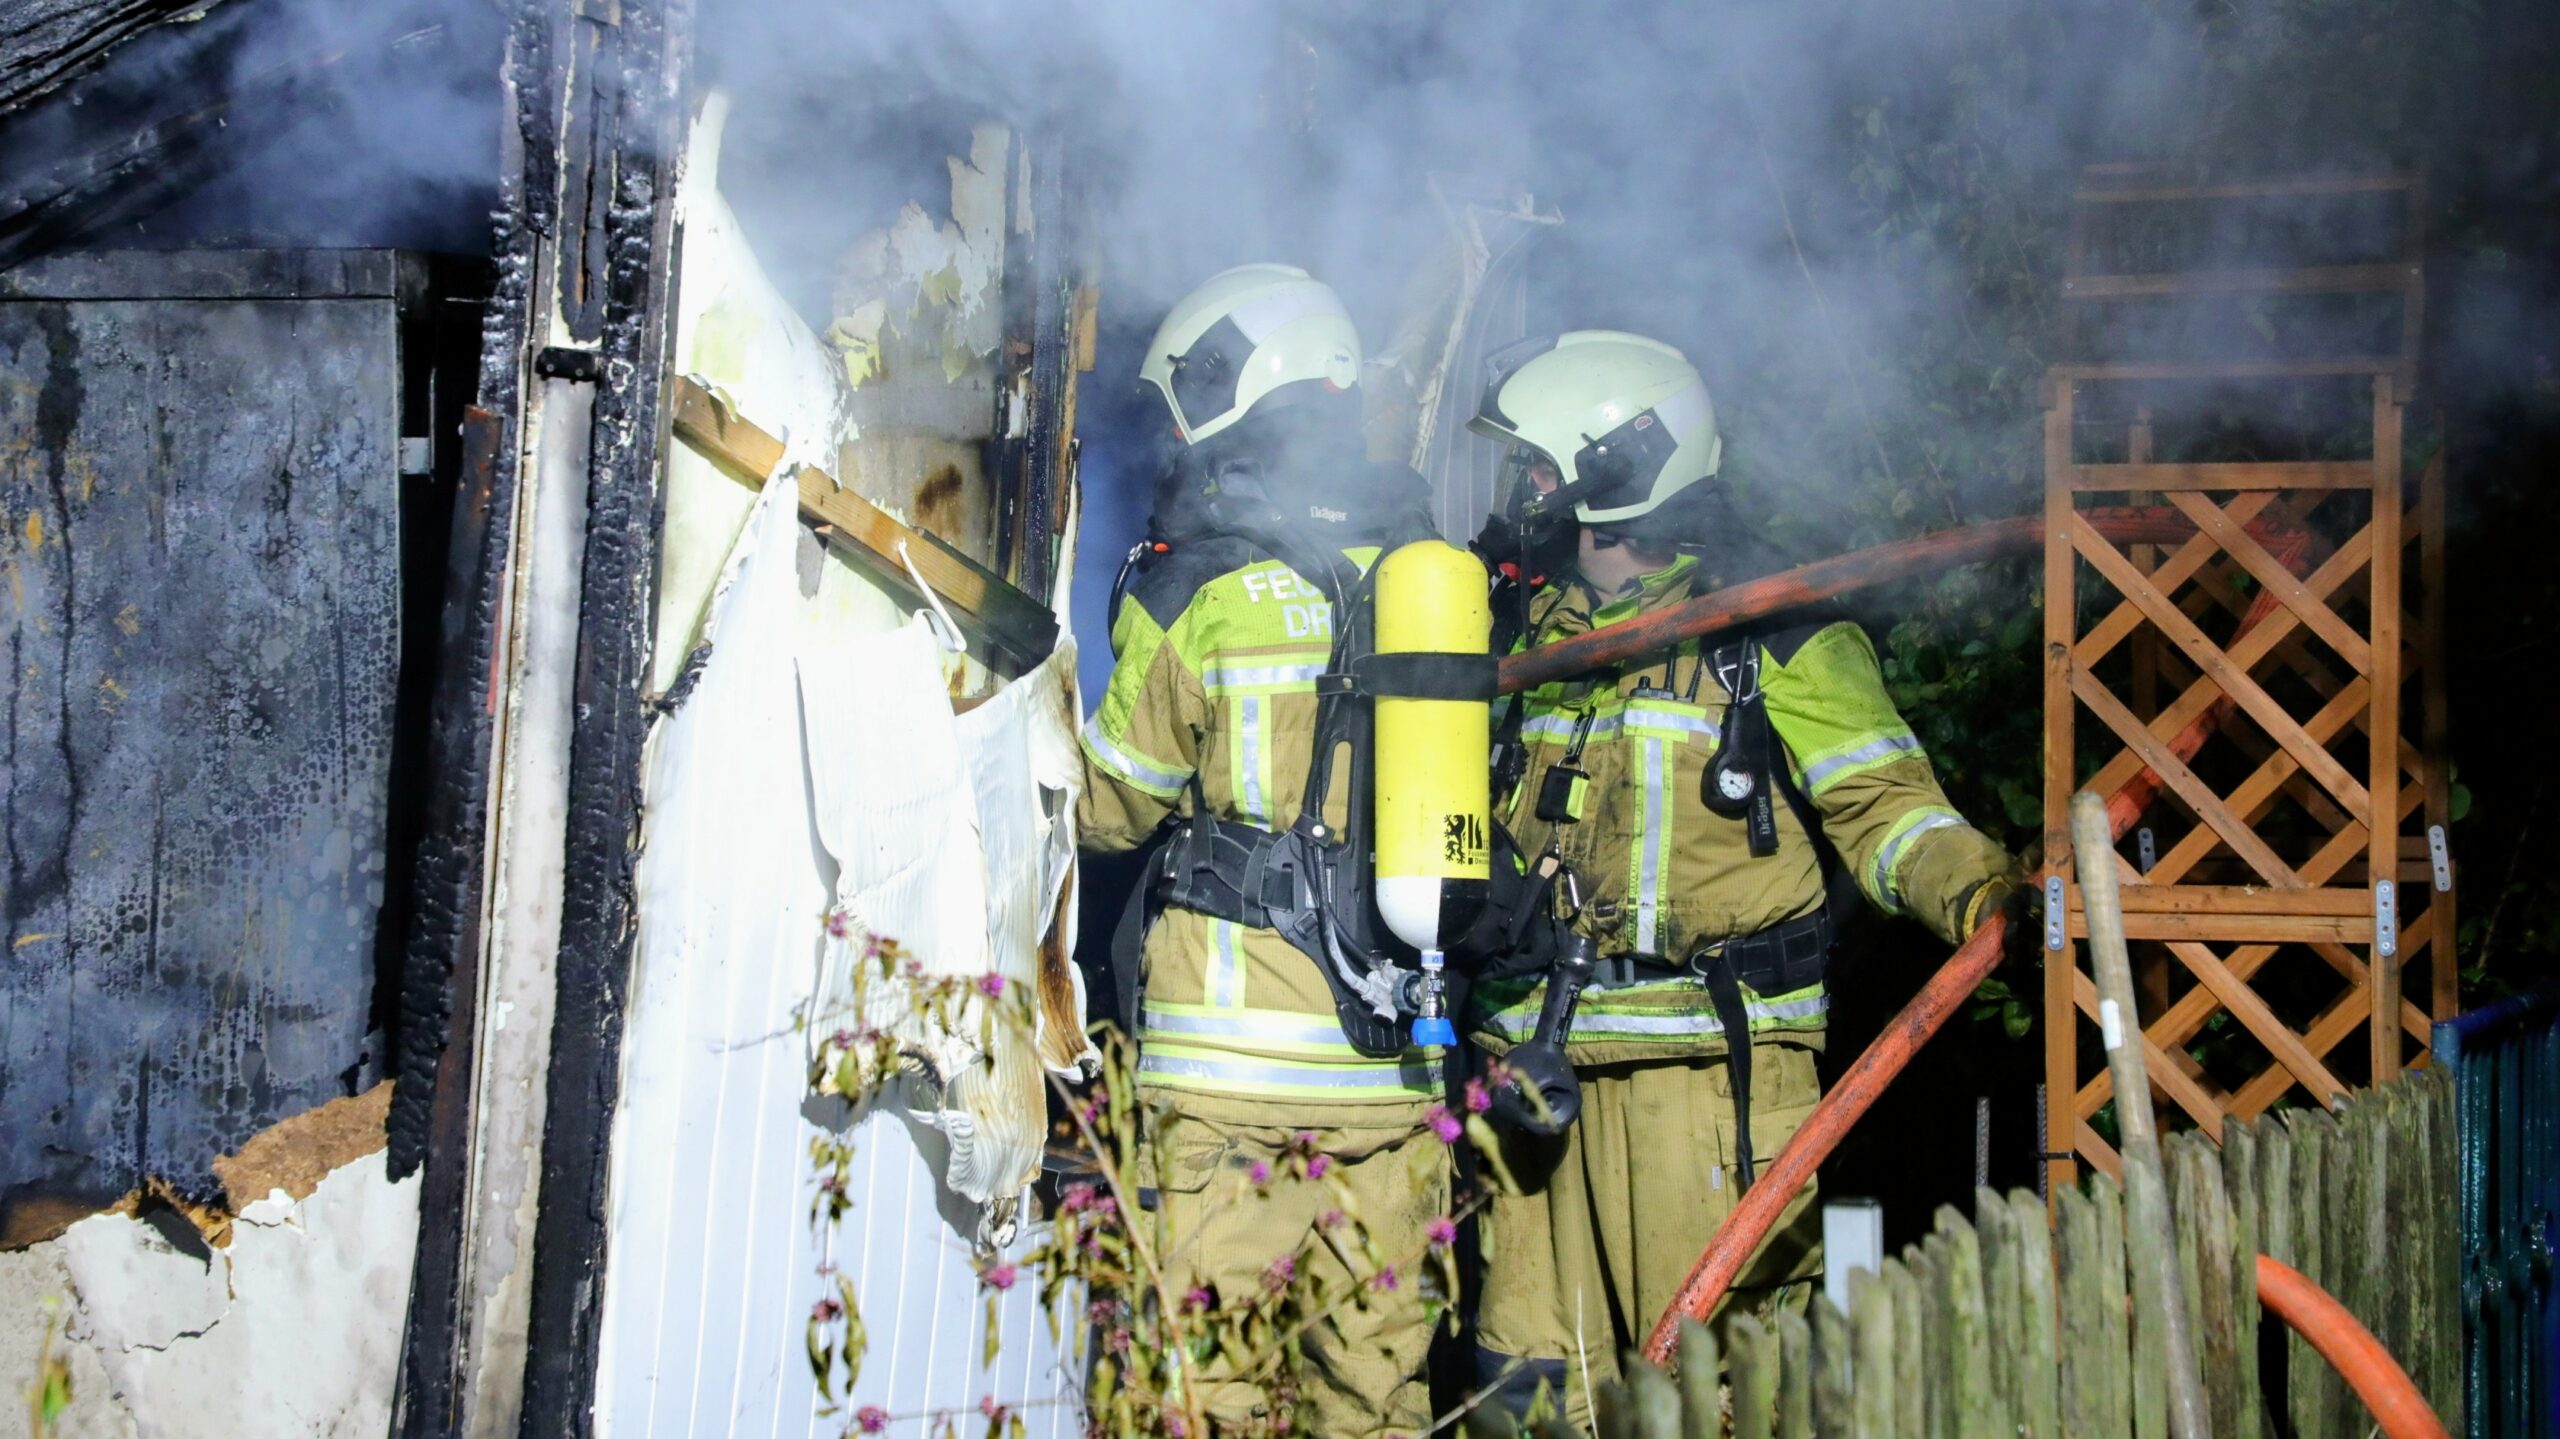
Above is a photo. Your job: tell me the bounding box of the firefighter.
[1077,264,1446,1437]
[1462,331,2020,1424]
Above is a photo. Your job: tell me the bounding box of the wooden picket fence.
[1470,1066,2459,1438]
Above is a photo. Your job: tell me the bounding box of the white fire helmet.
[1466,330,1724,526]
[1139,264,1362,445]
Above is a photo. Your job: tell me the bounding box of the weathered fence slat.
[2219,1115,2262,1439]
[1933,1207,1999,1436]
[2120,1154,2172,1439]
[1910,1239,1951,1439]
[1885,1255,1926,1434]
[2006,1188,2063,1439]
[2285,1106,2340,1438]
[1775,1308,1813,1439]
[1624,1358,1682,1439]
[1810,1294,1852,1438]
[1848,1266,1896,1439]
[1729,1311,1777,1439]
[1676,1318,1721,1439]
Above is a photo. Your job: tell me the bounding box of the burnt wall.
[0,250,403,1223]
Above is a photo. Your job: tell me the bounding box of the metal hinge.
[2044,874,2067,952]
[2136,827,2157,874]
[2374,880,2398,959]
[2427,824,2453,892]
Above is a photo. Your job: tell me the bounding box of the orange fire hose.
[1633,514,2316,1364]
[2256,1256,2454,1439]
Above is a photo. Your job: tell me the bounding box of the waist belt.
[1592,904,1837,1191]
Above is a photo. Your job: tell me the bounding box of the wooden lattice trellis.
[2038,171,2457,1195]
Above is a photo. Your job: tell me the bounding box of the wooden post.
[2043,380,2083,1207]
[2368,375,2406,1082]
[2072,791,2214,1439]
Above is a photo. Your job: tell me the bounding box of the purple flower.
[824,910,855,939]
[1370,1265,1400,1292]
[812,1295,845,1321]
[1184,1285,1213,1310]
[1263,1254,1296,1290]
[1425,1103,1463,1144]
[1058,1183,1093,1213]
[831,1027,857,1049]
[1248,1159,1272,1186]
[1317,1208,1346,1231]
[977,972,1006,998]
[1426,1216,1458,1249]
[902,959,924,978]
[1463,1077,1493,1114]
[1306,1154,1332,1180]
[979,1262,1017,1291]
[853,1405,889,1433]
[1086,1299,1117,1325]
[1164,1414,1190,1438]
[979,1396,1008,1420]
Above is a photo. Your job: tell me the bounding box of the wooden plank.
[2167,490,2374,670]
[2062,262,2415,300]
[2073,174,2420,203]
[2253,1117,2303,1438]
[1910,1240,1952,1439]
[2097,1175,2141,1439]
[669,375,1059,673]
[2368,380,2406,1082]
[2072,670,2307,888]
[2428,1069,2465,1428]
[1810,1295,1853,1438]
[1728,1312,1777,1439]
[1675,1318,1722,1439]
[2121,1173,2171,1439]
[2055,1182,2123,1439]
[2044,383,2083,1206]
[1775,1308,1814,1439]
[2006,1190,2063,1439]
[1935,1209,1999,1437]
[1848,1268,1896,1439]
[1594,1380,1638,1439]
[2070,511,2372,817]
[2109,885,2371,915]
[1974,1190,2025,1431]
[1886,1256,1928,1439]
[2069,461,2377,492]
[2220,1121,2264,1439]
[2077,1117,2126,1181]
[2285,1109,2341,1439]
[2168,1135,2245,1439]
[2069,911,2370,944]
[2047,357,2405,382]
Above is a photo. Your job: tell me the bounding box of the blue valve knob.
[1411,1015,1458,1046]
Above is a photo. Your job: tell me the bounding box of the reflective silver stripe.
[1206,920,1242,1008]
[1138,1050,1440,1091]
[1142,1005,1352,1048]
[1872,810,1965,910]
[1635,737,1668,953]
[1800,732,1923,793]
[1081,714,1191,794]
[1624,704,1718,738]
[1237,695,1267,826]
[1487,992,1831,1040]
[1522,712,1623,744]
[1203,661,1327,692]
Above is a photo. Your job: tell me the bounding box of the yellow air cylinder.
[1372,539,1493,975]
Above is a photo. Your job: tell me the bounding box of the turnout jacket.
[1078,536,1441,1126]
[1477,554,2011,1067]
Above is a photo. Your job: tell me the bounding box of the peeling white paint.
[0,1157,419,1439]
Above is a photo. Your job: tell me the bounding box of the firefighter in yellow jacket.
[1078,265,1446,1437]
[1462,332,2020,1423]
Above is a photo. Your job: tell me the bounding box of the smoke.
[0,0,508,255]
[697,0,2548,548]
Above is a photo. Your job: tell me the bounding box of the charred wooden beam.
[0,0,229,117]
[673,373,1061,676]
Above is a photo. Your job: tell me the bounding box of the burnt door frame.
[394,0,691,1434]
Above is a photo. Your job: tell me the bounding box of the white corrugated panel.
[593,482,1080,1437]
